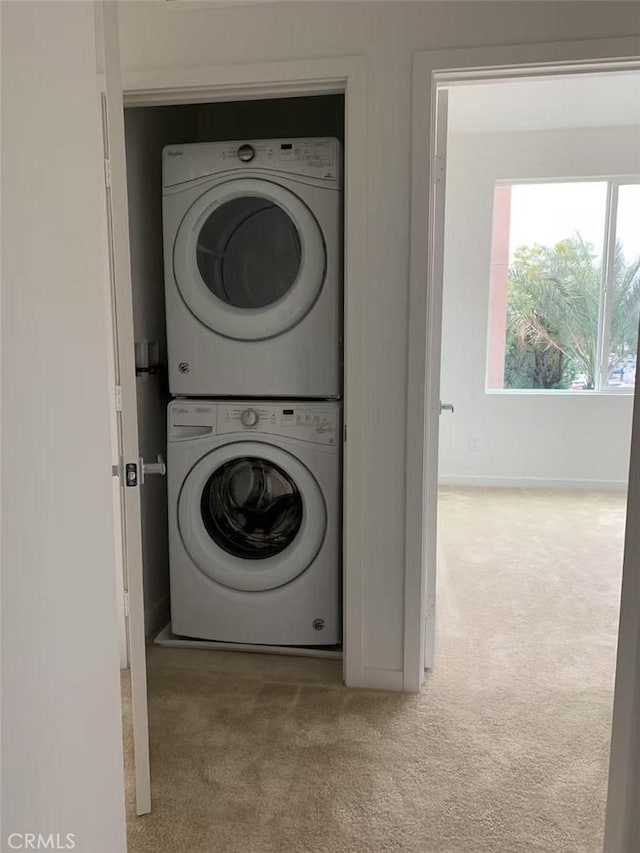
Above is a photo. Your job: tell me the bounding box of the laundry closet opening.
[121,93,345,659]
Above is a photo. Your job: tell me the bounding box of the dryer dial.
[240,408,259,427]
[237,144,256,163]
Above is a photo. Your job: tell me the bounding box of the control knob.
[240,408,259,427]
[237,144,255,163]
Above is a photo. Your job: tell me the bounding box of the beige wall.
[119,1,640,675]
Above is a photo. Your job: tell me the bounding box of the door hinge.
[103,158,111,188]
[343,423,347,442]
[123,590,130,617]
[114,384,123,412]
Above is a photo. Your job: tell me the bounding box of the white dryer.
[167,400,341,645]
[163,138,342,398]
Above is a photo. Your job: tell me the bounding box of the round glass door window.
[201,457,303,560]
[196,197,302,310]
[173,179,326,341]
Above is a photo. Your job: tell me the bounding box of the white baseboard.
[438,475,627,492]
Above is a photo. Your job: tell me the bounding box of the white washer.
[167,399,341,645]
[163,138,342,397]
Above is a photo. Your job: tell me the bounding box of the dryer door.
[173,178,326,341]
[178,441,326,591]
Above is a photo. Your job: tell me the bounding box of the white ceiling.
[448,72,640,135]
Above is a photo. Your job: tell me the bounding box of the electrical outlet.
[469,438,480,453]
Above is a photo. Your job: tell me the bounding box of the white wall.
[117,1,640,677]
[439,125,640,488]
[1,2,127,849]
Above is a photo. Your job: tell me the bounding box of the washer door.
[178,441,326,591]
[173,178,326,341]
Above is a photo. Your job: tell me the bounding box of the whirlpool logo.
[6,834,76,850]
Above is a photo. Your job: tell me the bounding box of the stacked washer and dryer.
[163,138,342,647]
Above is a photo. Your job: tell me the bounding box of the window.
[486,179,640,392]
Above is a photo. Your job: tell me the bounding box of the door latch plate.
[125,462,138,487]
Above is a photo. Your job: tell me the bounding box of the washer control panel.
[219,403,338,445]
[169,401,339,445]
[168,401,217,441]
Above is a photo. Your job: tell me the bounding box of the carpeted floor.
[123,488,626,852]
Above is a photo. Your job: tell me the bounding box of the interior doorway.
[116,87,348,825]
[119,92,345,659]
[416,59,640,852]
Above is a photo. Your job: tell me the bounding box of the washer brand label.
[166,150,183,158]
[194,407,212,414]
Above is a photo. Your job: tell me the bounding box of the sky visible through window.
[508,182,607,263]
[617,184,640,267]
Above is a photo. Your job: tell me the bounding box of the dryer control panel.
[168,400,339,446]
[163,137,341,188]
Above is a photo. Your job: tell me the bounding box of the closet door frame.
[111,55,371,694]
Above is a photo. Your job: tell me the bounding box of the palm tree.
[609,243,640,371]
[505,235,640,390]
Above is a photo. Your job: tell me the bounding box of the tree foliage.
[504,235,640,390]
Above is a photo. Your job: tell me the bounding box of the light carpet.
[123,488,625,852]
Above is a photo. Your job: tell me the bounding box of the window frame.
[486,174,640,396]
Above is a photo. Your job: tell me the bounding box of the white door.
[97,1,151,816]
